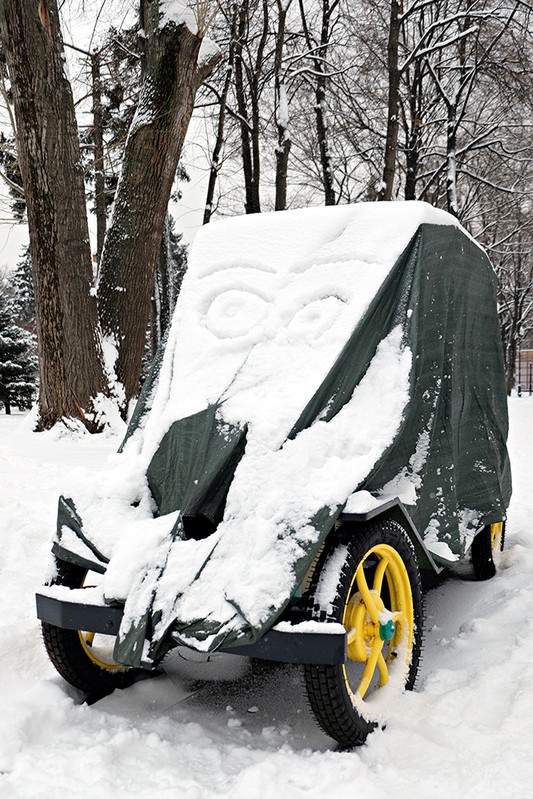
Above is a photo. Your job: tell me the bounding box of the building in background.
[516,329,533,395]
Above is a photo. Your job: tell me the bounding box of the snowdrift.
[50,202,511,667]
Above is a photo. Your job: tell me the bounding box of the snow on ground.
[0,398,532,798]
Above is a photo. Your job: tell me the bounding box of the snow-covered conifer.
[0,289,38,414]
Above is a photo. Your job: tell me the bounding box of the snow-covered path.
[0,399,532,798]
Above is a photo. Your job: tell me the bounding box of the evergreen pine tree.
[10,246,35,330]
[0,289,38,414]
[141,215,188,379]
[167,215,188,302]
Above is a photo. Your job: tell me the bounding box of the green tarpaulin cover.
[52,204,511,668]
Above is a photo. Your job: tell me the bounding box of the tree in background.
[0,0,531,416]
[0,0,108,431]
[149,216,188,361]
[0,0,219,428]
[9,245,35,331]
[0,282,37,414]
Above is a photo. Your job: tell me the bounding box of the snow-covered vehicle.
[36,202,511,747]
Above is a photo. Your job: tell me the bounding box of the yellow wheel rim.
[78,574,123,672]
[78,630,123,671]
[342,544,414,701]
[490,522,503,553]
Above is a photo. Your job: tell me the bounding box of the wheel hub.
[345,591,392,662]
[379,618,396,641]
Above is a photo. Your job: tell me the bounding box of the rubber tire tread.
[471,522,505,581]
[41,560,136,694]
[303,519,423,748]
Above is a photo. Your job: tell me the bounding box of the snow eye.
[205,289,270,340]
[286,296,347,342]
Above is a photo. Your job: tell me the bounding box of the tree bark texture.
[274,0,291,211]
[299,0,336,206]
[204,7,237,225]
[233,0,264,214]
[97,5,202,406]
[378,0,403,202]
[151,215,175,356]
[315,1,336,206]
[0,0,107,430]
[404,59,423,201]
[445,103,458,216]
[91,50,107,265]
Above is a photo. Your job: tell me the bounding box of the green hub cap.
[379,619,396,641]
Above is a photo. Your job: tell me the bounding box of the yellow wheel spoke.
[346,601,371,662]
[355,564,380,624]
[377,651,389,686]
[372,555,389,595]
[358,636,383,699]
[347,629,358,646]
[84,631,95,647]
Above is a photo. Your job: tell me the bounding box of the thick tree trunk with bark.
[0,0,108,431]
[97,6,206,406]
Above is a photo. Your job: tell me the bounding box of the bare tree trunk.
[315,2,335,206]
[505,335,518,395]
[445,102,458,216]
[274,0,292,211]
[234,0,257,214]
[0,0,108,431]
[204,7,237,224]
[378,0,403,201]
[97,5,218,407]
[404,58,423,201]
[250,1,268,211]
[299,0,336,206]
[233,0,266,214]
[315,76,335,206]
[152,215,175,354]
[91,50,106,266]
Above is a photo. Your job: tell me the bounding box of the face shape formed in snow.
[147,245,379,448]
[141,204,459,454]
[150,261,372,449]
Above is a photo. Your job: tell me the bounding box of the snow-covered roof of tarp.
[52,201,511,667]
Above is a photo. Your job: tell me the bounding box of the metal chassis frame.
[36,497,441,668]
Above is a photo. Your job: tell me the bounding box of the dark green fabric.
[54,222,511,666]
[118,331,169,453]
[288,232,420,437]
[54,496,108,571]
[146,404,247,520]
[359,225,511,556]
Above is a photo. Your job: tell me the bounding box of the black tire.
[41,560,136,695]
[471,522,505,581]
[303,519,423,748]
